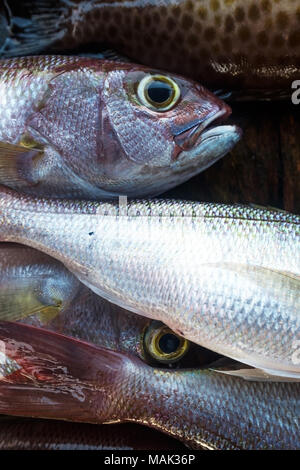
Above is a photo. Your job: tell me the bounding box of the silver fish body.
[0,244,216,367]
[0,188,299,378]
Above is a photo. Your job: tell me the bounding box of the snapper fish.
[0,55,240,199]
[0,322,299,450]
[0,243,81,322]
[0,187,298,379]
[1,0,300,99]
[0,243,219,367]
[0,417,184,450]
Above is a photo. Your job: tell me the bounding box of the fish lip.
[173,107,231,151]
[200,124,243,143]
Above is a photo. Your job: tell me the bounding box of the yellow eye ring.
[137,74,181,112]
[143,322,189,364]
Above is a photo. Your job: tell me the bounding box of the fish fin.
[210,360,300,383]
[204,262,300,290]
[0,298,60,322]
[0,322,134,422]
[86,49,133,64]
[1,1,67,57]
[36,308,62,325]
[0,141,42,189]
[248,203,290,214]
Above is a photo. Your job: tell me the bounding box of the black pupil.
[147,80,172,104]
[158,334,180,354]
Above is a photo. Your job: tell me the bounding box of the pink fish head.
[98,63,241,197]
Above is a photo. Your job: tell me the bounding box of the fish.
[0,187,298,378]
[2,1,300,99]
[0,243,218,367]
[0,417,184,450]
[0,55,240,199]
[0,243,81,322]
[0,322,299,450]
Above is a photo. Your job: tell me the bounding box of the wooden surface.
[166,102,300,214]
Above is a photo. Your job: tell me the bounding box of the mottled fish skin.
[0,55,239,199]
[0,322,299,450]
[2,0,300,98]
[0,418,184,450]
[0,187,298,378]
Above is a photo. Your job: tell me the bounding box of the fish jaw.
[105,123,241,199]
[133,124,241,199]
[174,124,242,174]
[0,3,10,55]
[169,100,242,181]
[0,322,299,450]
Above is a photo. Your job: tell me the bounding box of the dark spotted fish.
[2,0,300,98]
[0,322,299,450]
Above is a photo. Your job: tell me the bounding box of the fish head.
[101,64,241,196]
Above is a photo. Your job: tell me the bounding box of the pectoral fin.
[0,322,133,423]
[0,287,60,322]
[210,358,300,383]
[0,141,42,190]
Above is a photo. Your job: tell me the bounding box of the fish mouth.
[173,108,233,151]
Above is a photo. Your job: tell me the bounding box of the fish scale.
[2,0,300,97]
[0,322,298,449]
[0,55,240,198]
[0,418,185,450]
[0,189,298,378]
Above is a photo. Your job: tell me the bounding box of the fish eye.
[143,321,189,364]
[137,74,180,112]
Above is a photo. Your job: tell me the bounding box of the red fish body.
[0,322,299,450]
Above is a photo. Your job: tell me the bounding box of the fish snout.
[172,103,232,152]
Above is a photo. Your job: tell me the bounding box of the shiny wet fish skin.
[0,322,299,450]
[0,187,298,378]
[0,244,217,367]
[0,55,239,199]
[2,0,300,98]
[0,244,154,359]
[23,280,219,369]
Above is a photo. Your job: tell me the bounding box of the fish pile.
[0,0,299,451]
